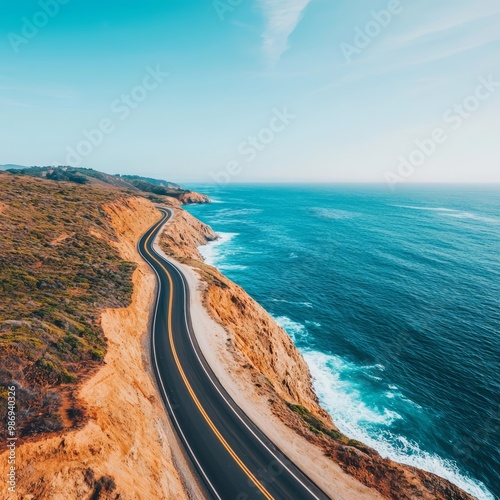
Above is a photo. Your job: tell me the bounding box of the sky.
[1,0,499,184]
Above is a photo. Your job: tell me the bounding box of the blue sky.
[1,0,499,183]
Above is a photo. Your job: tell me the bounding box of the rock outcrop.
[160,207,218,260]
[177,191,210,205]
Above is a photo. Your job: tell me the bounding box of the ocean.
[184,184,499,500]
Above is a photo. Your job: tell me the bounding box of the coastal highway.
[138,208,331,500]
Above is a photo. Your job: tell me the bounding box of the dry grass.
[0,172,140,439]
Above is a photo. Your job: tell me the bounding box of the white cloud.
[389,8,500,47]
[259,0,313,65]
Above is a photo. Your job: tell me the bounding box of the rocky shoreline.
[159,204,475,500]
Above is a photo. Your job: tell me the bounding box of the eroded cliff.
[178,191,210,205]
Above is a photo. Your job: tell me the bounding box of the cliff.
[159,206,475,500]
[5,166,209,207]
[178,191,211,205]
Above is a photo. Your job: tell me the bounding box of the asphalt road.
[138,208,331,500]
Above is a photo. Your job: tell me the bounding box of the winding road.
[138,208,331,500]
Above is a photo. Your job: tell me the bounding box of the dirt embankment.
[0,197,187,500]
[160,208,218,260]
[159,207,475,500]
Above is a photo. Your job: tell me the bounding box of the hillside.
[0,167,209,443]
[0,172,139,437]
[115,174,180,189]
[0,173,188,497]
[0,164,26,170]
[6,166,209,204]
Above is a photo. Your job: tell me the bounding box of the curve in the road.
[138,208,331,500]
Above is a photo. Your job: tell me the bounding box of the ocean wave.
[395,205,456,212]
[302,349,495,500]
[395,205,500,225]
[199,232,238,267]
[213,208,263,217]
[270,298,314,308]
[273,315,310,343]
[309,207,359,220]
[305,320,321,327]
[442,211,500,224]
[219,263,248,271]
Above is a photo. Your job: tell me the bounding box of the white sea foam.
[305,320,321,327]
[303,350,401,427]
[219,263,248,271]
[273,315,310,343]
[270,299,313,308]
[199,232,238,268]
[301,349,495,500]
[396,205,456,212]
[442,211,500,224]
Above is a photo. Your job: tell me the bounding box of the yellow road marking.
[144,211,274,500]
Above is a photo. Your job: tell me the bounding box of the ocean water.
[184,184,499,500]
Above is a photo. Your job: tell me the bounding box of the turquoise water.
[185,184,499,500]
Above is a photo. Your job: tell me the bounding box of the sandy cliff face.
[159,207,475,500]
[204,272,333,424]
[0,197,187,500]
[161,208,218,260]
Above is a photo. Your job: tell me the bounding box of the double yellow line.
[144,210,274,500]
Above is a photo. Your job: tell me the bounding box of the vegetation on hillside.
[9,166,191,199]
[0,173,138,438]
[124,178,185,196]
[114,174,180,189]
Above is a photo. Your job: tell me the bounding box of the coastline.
[153,239,383,500]
[156,205,476,500]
